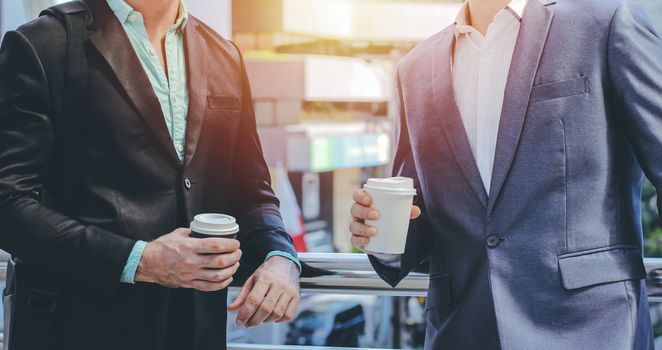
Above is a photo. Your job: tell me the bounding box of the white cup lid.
[190,213,239,236]
[363,177,416,195]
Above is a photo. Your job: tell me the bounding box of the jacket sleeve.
[0,30,136,298]
[368,66,433,287]
[228,43,298,271]
[608,2,662,220]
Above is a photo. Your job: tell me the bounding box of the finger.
[194,238,240,254]
[201,250,242,269]
[411,205,422,219]
[350,221,377,238]
[189,277,232,292]
[277,294,300,323]
[236,278,270,327]
[197,262,240,282]
[264,293,288,323]
[351,235,370,249]
[352,189,372,206]
[351,203,379,221]
[246,289,282,327]
[228,275,255,311]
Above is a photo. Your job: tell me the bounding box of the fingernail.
[368,210,379,220]
[368,228,377,236]
[236,319,244,327]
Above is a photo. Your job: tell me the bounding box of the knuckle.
[214,272,226,282]
[247,296,261,307]
[182,258,195,268]
[182,241,195,252]
[260,304,273,313]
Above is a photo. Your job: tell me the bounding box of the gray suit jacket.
[370,0,662,349]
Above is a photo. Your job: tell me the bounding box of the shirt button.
[176,143,184,153]
[486,234,503,248]
[184,177,192,190]
[128,14,137,22]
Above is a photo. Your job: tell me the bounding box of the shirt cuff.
[120,240,148,284]
[265,250,301,273]
[371,253,402,268]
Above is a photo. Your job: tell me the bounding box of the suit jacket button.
[184,177,192,190]
[486,234,502,248]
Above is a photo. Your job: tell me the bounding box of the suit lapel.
[85,0,181,167]
[182,20,208,168]
[487,0,555,213]
[432,28,488,207]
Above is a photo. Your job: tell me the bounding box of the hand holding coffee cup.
[350,177,421,254]
[134,214,242,291]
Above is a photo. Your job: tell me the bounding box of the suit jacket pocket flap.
[558,245,645,290]
[208,95,240,110]
[531,76,589,103]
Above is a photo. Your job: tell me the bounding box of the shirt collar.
[453,0,528,37]
[106,0,189,32]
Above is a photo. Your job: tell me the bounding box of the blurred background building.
[1,0,662,349]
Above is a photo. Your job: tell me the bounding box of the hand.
[135,228,242,291]
[350,188,421,251]
[228,256,300,327]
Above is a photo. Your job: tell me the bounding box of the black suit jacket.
[0,1,297,349]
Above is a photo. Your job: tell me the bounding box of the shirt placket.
[165,28,185,159]
[475,34,493,192]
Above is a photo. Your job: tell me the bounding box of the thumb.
[228,275,255,311]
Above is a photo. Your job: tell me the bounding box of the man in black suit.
[0,0,300,349]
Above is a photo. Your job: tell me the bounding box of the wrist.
[266,255,299,275]
[135,241,156,283]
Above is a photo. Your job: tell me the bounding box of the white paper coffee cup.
[363,177,416,254]
[190,213,239,239]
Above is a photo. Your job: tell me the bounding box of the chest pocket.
[531,76,589,104]
[208,95,240,110]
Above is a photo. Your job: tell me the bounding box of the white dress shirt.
[372,0,527,264]
[453,0,526,193]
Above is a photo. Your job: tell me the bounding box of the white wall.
[185,0,232,39]
[0,0,29,39]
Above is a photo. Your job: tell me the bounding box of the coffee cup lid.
[190,213,239,236]
[363,177,416,195]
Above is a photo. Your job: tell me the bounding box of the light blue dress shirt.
[107,0,300,284]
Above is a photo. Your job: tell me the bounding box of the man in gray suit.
[350,0,661,348]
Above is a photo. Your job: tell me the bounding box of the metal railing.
[1,253,662,299]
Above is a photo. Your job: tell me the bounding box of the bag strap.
[40,1,89,92]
